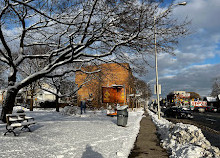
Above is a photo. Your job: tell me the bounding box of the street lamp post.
[154,2,186,119]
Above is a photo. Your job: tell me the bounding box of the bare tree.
[18,46,48,111]
[42,76,78,112]
[134,77,152,100]
[188,92,201,100]
[19,46,79,111]
[211,78,220,97]
[59,78,78,104]
[0,0,189,122]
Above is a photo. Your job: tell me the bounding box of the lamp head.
[178,2,187,5]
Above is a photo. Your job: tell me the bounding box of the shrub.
[39,101,56,108]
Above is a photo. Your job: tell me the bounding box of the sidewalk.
[129,111,168,158]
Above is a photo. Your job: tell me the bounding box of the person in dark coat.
[80,99,86,114]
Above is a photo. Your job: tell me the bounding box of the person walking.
[80,99,86,114]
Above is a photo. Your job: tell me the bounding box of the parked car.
[193,107,206,113]
[164,107,193,119]
[161,106,167,112]
[206,106,217,112]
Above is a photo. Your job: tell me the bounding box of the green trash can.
[117,105,128,127]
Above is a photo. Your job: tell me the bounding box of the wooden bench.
[4,113,36,136]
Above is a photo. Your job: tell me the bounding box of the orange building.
[75,63,136,108]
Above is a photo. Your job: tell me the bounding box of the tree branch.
[12,0,82,26]
[80,0,98,43]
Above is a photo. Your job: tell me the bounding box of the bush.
[39,101,56,108]
[58,103,71,108]
[61,106,79,115]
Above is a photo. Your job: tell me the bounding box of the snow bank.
[13,106,56,112]
[13,106,27,112]
[147,109,220,158]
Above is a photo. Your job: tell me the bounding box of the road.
[192,112,220,131]
[166,111,220,148]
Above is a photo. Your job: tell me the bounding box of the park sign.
[154,84,161,95]
[102,87,125,103]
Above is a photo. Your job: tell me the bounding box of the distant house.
[75,63,136,108]
[0,85,57,107]
[34,89,56,103]
[203,96,218,107]
[21,83,57,107]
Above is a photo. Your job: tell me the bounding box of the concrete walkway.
[129,112,168,158]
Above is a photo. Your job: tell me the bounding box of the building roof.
[206,97,217,102]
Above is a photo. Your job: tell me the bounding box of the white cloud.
[144,0,220,98]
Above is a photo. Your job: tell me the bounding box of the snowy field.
[148,109,220,158]
[0,106,143,158]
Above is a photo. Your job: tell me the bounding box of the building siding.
[75,63,135,108]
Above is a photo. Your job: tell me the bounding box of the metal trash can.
[117,105,128,127]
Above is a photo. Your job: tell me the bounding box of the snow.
[117,105,128,110]
[147,109,220,158]
[1,105,220,158]
[0,106,143,158]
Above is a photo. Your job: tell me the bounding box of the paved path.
[129,112,168,158]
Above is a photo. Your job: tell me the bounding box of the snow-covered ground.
[147,109,220,158]
[1,106,219,158]
[0,106,143,158]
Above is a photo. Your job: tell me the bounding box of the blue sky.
[145,0,220,98]
[1,0,219,98]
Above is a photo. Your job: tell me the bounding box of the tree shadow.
[82,145,103,158]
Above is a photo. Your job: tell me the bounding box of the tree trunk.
[30,89,34,111]
[0,88,18,123]
[55,95,59,112]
